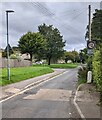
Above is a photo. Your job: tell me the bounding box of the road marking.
[0,70,69,103]
[73,85,86,120]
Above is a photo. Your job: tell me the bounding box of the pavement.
[0,68,101,119]
[74,83,101,119]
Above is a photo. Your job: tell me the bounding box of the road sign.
[87,49,93,55]
[87,41,95,49]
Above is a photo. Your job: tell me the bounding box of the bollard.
[87,71,92,83]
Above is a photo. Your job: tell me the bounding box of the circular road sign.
[87,41,95,49]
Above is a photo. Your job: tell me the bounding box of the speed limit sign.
[87,41,95,49]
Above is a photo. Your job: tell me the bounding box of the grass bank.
[0,66,53,86]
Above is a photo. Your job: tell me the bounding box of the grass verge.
[33,63,78,69]
[0,66,53,86]
[77,78,87,85]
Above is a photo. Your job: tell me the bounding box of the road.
[2,68,80,118]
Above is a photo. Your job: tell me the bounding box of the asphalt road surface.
[2,68,80,118]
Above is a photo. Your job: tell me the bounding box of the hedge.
[92,49,102,92]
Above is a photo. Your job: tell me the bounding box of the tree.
[38,23,65,65]
[64,50,79,63]
[79,48,88,63]
[85,9,102,47]
[18,32,45,61]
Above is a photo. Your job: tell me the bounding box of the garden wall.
[0,58,31,68]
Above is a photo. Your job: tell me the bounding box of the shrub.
[87,56,92,70]
[92,49,102,92]
[10,54,17,59]
[78,66,87,85]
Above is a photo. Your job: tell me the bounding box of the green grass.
[78,78,87,85]
[33,63,78,69]
[48,63,78,68]
[0,66,53,86]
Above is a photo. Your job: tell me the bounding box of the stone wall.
[0,58,31,68]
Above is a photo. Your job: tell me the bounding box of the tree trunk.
[48,57,51,65]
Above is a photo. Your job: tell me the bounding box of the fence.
[0,58,31,68]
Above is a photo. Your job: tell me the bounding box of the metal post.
[6,10,14,80]
[6,11,10,80]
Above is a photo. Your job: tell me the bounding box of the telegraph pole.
[87,5,92,83]
[89,5,91,42]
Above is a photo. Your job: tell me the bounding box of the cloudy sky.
[1,1,101,52]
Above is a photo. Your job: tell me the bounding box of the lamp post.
[6,10,14,80]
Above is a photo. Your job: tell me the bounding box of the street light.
[6,10,14,80]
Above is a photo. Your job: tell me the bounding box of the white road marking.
[73,85,86,120]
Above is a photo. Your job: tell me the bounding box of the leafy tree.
[18,32,45,61]
[64,50,79,63]
[38,23,65,65]
[64,51,74,63]
[2,44,13,58]
[79,48,88,63]
[85,9,102,47]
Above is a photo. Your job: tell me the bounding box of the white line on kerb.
[73,85,86,120]
[0,70,69,103]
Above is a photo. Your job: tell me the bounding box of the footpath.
[74,83,101,119]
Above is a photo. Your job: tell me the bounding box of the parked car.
[35,61,43,65]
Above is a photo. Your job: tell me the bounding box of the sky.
[0,0,101,52]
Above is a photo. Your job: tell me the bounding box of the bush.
[92,49,102,92]
[10,54,17,59]
[78,66,87,85]
[87,56,92,70]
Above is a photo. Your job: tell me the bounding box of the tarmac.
[0,69,66,100]
[0,69,101,119]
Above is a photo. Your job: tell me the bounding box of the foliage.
[18,32,45,61]
[64,50,79,63]
[78,66,87,85]
[38,23,65,65]
[92,49,102,92]
[12,46,20,51]
[10,54,17,59]
[1,66,53,86]
[85,9,102,45]
[85,9,102,99]
[87,56,92,70]
[79,48,88,63]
